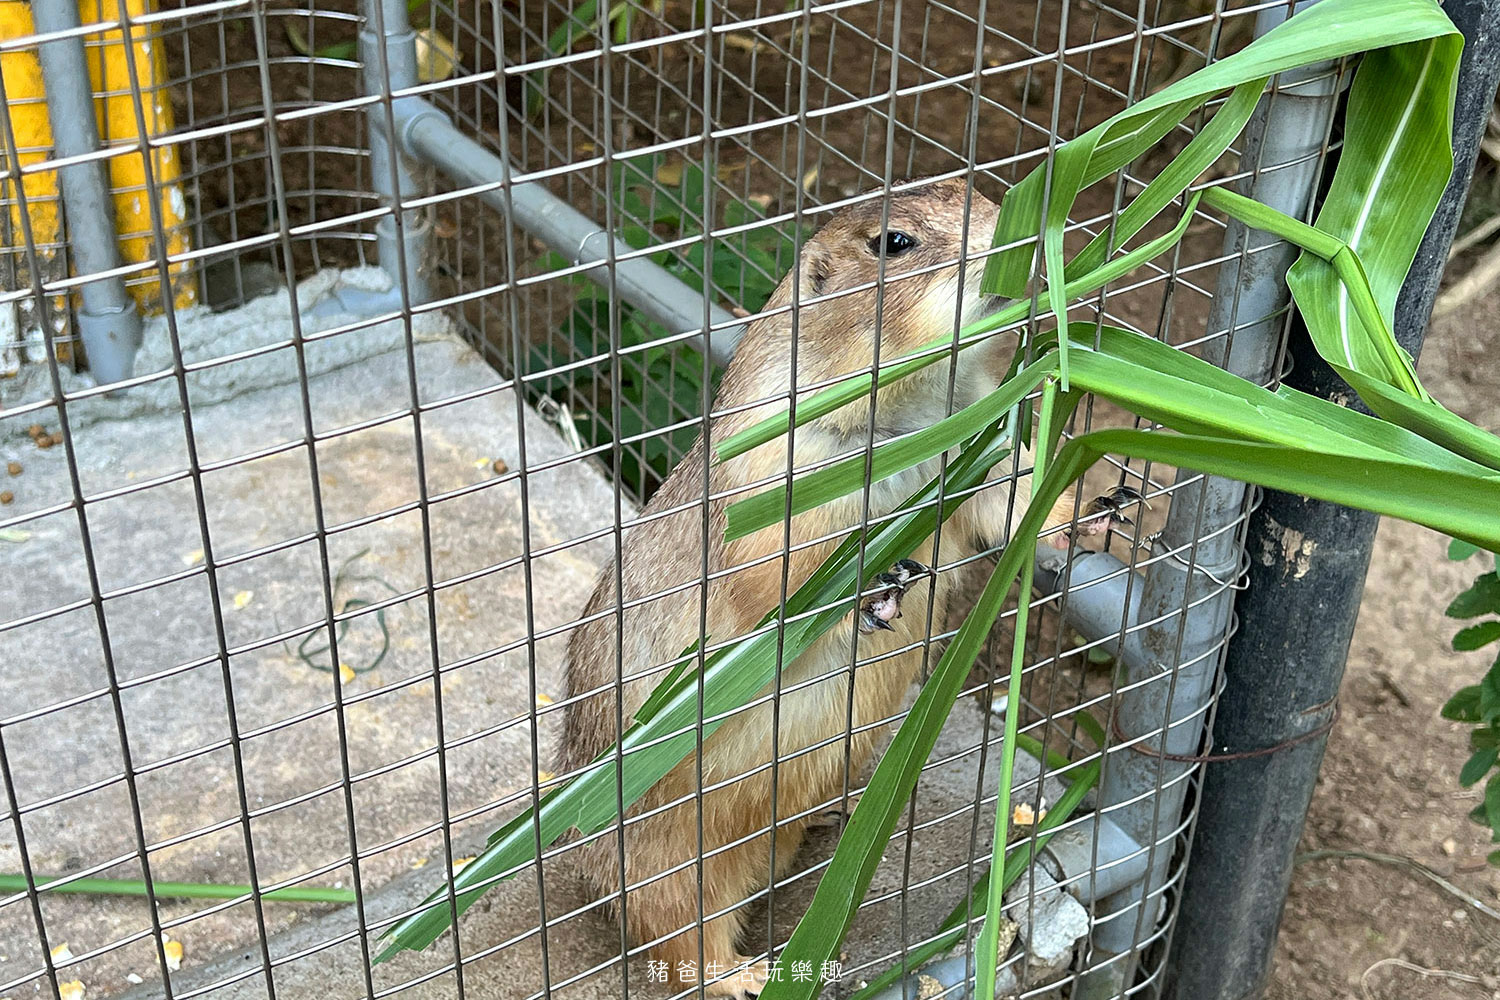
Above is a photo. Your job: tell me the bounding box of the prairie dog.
[556,177,1129,997]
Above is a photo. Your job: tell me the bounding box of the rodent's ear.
[802,246,831,297]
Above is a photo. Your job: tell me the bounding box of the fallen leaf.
[232,590,253,610]
[51,943,73,962]
[182,549,204,567]
[59,983,84,1000]
[415,27,460,82]
[162,938,183,972]
[722,32,769,53]
[655,160,683,186]
[339,664,356,686]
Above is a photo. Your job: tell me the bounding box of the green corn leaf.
[713,196,1200,465]
[842,753,1101,1000]
[984,0,1458,303]
[373,423,1016,961]
[722,359,1044,541]
[1065,79,1265,283]
[1287,33,1461,401]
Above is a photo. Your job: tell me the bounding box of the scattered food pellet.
[536,770,555,784]
[1012,803,1047,827]
[535,692,553,706]
[6,461,19,476]
[162,938,183,972]
[58,982,84,1000]
[473,457,492,469]
[232,590,254,610]
[25,424,44,439]
[34,435,54,451]
[452,856,475,874]
[0,491,12,505]
[50,943,73,962]
[492,458,508,475]
[1442,837,1457,856]
[48,433,62,447]
[433,216,458,239]
[339,663,356,686]
[182,549,204,567]
[410,857,429,870]
[125,973,144,985]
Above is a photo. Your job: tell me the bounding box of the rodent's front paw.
[858,558,931,633]
[705,957,770,998]
[1066,485,1149,545]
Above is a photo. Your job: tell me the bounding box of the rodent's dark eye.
[868,231,919,258]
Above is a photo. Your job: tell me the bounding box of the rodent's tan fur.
[555,178,1079,996]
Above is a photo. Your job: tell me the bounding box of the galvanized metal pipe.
[31,2,143,387]
[1045,4,1344,996]
[393,100,746,365]
[359,0,432,308]
[1164,2,1500,997]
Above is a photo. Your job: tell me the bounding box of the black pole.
[1162,3,1500,999]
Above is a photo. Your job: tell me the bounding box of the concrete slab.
[1,279,1079,1000]
[0,309,627,998]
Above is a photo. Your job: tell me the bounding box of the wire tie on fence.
[1112,697,1339,764]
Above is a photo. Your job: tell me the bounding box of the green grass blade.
[0,874,356,905]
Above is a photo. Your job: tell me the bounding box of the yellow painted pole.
[0,0,192,372]
[0,0,70,365]
[81,0,194,312]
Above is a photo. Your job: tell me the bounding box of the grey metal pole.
[1070,4,1343,995]
[359,0,432,306]
[1163,3,1500,998]
[31,2,143,388]
[394,101,747,365]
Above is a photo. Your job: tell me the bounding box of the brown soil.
[1263,282,1500,1000]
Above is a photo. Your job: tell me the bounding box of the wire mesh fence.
[0,2,1351,999]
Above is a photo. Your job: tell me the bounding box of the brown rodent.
[555,177,1130,997]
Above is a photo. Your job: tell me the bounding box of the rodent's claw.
[1072,485,1149,538]
[858,559,932,634]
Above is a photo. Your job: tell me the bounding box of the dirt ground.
[1260,283,1500,1000]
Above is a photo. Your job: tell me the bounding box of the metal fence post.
[359,0,431,306]
[1072,4,1343,996]
[1163,3,1500,998]
[31,1,143,387]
